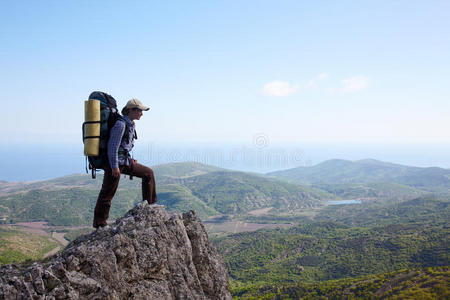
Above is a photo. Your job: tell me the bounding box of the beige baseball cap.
[124,98,150,111]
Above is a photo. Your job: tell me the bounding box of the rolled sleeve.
[107,121,125,169]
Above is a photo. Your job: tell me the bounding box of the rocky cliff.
[0,203,231,299]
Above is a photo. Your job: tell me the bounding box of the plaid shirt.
[107,115,135,169]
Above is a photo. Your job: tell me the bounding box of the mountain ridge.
[2,160,448,226]
[0,163,331,225]
[267,158,450,193]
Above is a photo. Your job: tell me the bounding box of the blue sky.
[1,1,449,175]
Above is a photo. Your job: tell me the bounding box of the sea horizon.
[1,142,449,182]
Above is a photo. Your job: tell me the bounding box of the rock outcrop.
[0,203,231,299]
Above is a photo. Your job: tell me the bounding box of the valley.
[0,159,448,298]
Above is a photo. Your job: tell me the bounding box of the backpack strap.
[115,117,134,180]
[116,117,134,144]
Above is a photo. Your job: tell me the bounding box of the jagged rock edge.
[0,203,231,300]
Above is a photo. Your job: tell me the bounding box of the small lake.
[327,200,362,205]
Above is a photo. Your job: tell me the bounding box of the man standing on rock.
[93,98,158,229]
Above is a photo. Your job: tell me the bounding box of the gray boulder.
[0,202,231,299]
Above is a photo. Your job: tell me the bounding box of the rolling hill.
[232,266,449,299]
[214,194,450,298]
[2,161,449,299]
[314,181,426,201]
[214,218,449,284]
[314,196,450,226]
[268,158,450,194]
[176,171,331,214]
[2,160,448,226]
[0,227,59,265]
[0,162,332,225]
[0,162,224,195]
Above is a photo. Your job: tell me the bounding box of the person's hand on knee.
[111,168,121,178]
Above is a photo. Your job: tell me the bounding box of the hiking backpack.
[82,91,122,178]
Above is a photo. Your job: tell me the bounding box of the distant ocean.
[1,142,449,182]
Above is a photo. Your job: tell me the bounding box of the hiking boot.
[97,225,110,231]
[93,220,108,229]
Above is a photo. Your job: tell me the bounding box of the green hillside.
[0,228,59,265]
[214,194,449,297]
[157,184,220,218]
[395,166,450,192]
[268,159,450,193]
[214,221,449,285]
[0,163,331,225]
[0,188,140,225]
[315,196,450,226]
[233,266,449,299]
[267,159,414,184]
[2,161,448,227]
[181,171,330,214]
[0,162,223,195]
[315,181,425,201]
[1,161,449,299]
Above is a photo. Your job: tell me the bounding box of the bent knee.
[143,167,154,179]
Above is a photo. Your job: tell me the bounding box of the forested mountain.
[268,159,450,193]
[1,160,448,298]
[215,221,448,283]
[314,181,426,201]
[0,162,331,225]
[0,162,223,195]
[314,196,450,226]
[173,171,330,213]
[213,194,449,298]
[268,159,415,184]
[0,228,59,265]
[0,188,140,226]
[232,266,449,299]
[1,160,449,226]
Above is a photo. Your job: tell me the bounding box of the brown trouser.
[93,161,157,228]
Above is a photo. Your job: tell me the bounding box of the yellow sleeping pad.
[83,99,101,156]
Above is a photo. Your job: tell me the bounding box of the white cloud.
[341,75,369,92]
[262,81,299,96]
